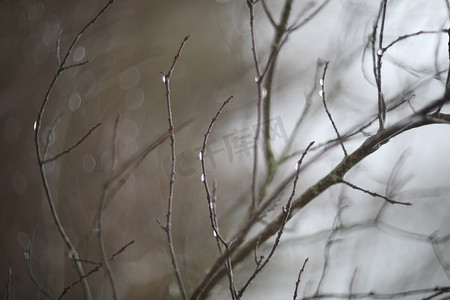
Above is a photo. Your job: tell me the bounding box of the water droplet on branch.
[201,174,205,182]
[319,89,324,97]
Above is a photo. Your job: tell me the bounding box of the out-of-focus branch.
[96,115,120,300]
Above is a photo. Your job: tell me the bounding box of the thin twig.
[42,122,102,164]
[319,62,347,156]
[200,95,234,245]
[59,240,134,300]
[199,96,237,298]
[238,141,314,297]
[160,34,190,300]
[293,258,309,300]
[383,29,450,52]
[339,179,412,206]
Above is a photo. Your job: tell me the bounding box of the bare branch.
[383,29,450,52]
[339,179,412,206]
[60,60,90,71]
[238,141,314,297]
[319,61,347,156]
[59,240,134,300]
[292,258,309,300]
[200,95,234,246]
[34,2,114,299]
[160,34,191,300]
[42,122,102,164]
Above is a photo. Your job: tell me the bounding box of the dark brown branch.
[60,60,90,71]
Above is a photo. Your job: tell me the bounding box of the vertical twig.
[373,0,387,131]
[159,34,191,300]
[319,62,347,156]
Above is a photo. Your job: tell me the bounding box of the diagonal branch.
[42,122,102,164]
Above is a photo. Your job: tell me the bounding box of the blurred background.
[1,0,449,299]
